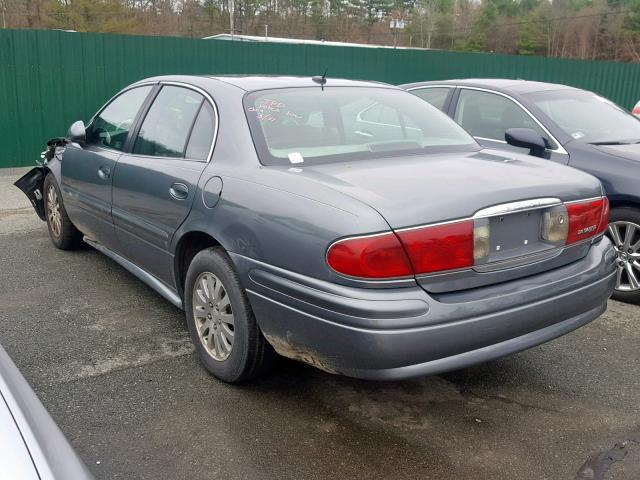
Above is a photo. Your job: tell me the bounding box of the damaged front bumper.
[13,137,67,221]
[14,167,47,220]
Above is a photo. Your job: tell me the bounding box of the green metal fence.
[2,28,640,167]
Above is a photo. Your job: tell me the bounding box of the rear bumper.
[232,238,617,380]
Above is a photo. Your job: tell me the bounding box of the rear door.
[406,86,454,112]
[111,84,216,286]
[451,88,569,164]
[61,85,154,251]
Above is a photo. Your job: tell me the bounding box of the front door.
[452,88,569,164]
[111,85,216,286]
[61,85,154,251]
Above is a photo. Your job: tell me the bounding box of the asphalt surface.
[0,168,639,480]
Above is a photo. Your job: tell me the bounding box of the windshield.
[526,89,640,145]
[244,87,478,165]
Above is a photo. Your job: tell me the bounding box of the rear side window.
[133,86,203,158]
[87,86,152,151]
[410,87,451,111]
[185,102,216,161]
[454,89,548,143]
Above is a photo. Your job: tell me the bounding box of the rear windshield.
[244,87,478,165]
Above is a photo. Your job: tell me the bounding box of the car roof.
[401,78,578,95]
[208,75,394,91]
[137,74,395,92]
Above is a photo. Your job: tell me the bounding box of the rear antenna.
[312,68,328,91]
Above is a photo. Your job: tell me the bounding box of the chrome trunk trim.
[473,198,562,219]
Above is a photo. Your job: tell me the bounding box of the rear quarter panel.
[566,141,640,205]
[174,166,391,285]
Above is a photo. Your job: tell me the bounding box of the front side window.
[244,87,477,166]
[133,86,204,158]
[87,86,152,151]
[526,89,640,145]
[455,89,550,145]
[410,87,451,111]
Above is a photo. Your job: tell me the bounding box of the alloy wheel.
[46,184,62,238]
[607,221,640,292]
[192,272,235,361]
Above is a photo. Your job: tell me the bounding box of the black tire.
[43,173,82,250]
[607,207,640,304]
[184,247,275,383]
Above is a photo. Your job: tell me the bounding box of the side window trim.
[86,82,159,153]
[447,87,461,117]
[123,84,162,153]
[406,85,454,113]
[474,135,508,144]
[456,86,567,154]
[126,81,220,163]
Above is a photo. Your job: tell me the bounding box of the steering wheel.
[115,119,133,132]
[95,127,111,146]
[282,116,303,127]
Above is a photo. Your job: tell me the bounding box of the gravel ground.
[0,168,638,480]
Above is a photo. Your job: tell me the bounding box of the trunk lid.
[295,149,604,291]
[298,150,601,228]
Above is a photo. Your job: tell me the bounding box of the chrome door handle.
[98,166,111,180]
[169,183,189,200]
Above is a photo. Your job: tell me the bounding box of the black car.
[401,79,640,303]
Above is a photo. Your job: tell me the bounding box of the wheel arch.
[45,156,62,183]
[605,200,640,304]
[40,159,63,208]
[609,198,640,212]
[173,230,223,301]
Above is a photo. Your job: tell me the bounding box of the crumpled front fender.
[13,137,67,221]
[14,167,47,221]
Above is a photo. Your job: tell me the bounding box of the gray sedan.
[16,76,616,382]
[0,345,93,479]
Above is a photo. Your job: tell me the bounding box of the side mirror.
[67,120,86,145]
[505,128,547,158]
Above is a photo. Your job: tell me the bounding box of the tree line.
[4,0,640,62]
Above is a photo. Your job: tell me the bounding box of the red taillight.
[597,196,610,235]
[396,220,474,274]
[326,232,413,278]
[566,197,607,244]
[328,197,609,279]
[326,221,475,279]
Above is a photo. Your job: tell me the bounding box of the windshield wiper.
[589,141,632,145]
